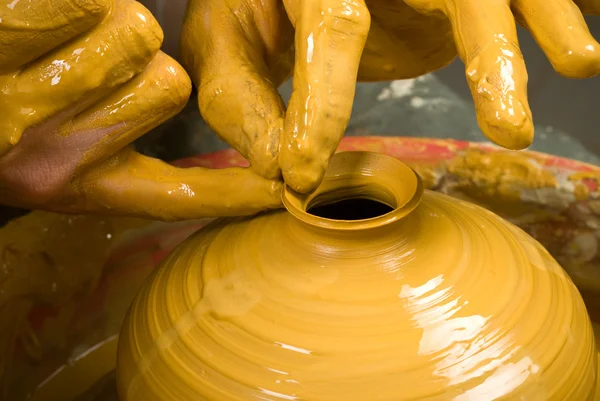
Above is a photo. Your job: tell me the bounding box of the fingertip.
[281,162,326,194]
[471,75,534,150]
[278,130,333,194]
[266,179,285,209]
[128,0,164,53]
[480,113,534,150]
[225,168,284,213]
[549,42,600,79]
[151,52,192,108]
[111,0,163,66]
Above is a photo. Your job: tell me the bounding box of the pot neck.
[282,151,423,237]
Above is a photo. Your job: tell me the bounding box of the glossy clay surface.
[117,152,596,400]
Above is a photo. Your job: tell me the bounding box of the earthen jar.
[116,151,597,400]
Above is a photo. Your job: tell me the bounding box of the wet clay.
[445,149,559,205]
[181,0,600,193]
[0,0,162,157]
[0,0,280,220]
[116,151,596,400]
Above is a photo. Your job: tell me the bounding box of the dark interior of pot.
[307,198,394,220]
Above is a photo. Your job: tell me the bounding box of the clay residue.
[446,149,557,198]
[411,148,597,217]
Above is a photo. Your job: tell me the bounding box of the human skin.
[0,0,282,222]
[180,0,600,194]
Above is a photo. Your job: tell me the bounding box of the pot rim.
[282,151,424,231]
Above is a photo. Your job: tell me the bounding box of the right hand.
[0,0,282,221]
[179,0,470,194]
[182,0,600,195]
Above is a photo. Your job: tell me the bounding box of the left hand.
[182,0,600,194]
[0,0,282,221]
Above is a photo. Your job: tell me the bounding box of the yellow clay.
[6,144,600,400]
[447,149,558,201]
[117,152,597,400]
[0,0,111,74]
[0,0,162,156]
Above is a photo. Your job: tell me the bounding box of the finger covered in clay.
[405,0,533,150]
[66,51,192,173]
[0,0,111,73]
[180,0,294,180]
[0,0,283,223]
[513,0,600,78]
[0,50,191,211]
[279,0,371,193]
[0,0,162,157]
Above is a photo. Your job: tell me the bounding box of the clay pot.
[116,151,596,400]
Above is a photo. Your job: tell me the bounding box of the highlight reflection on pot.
[116,151,596,400]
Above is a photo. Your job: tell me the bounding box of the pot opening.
[307,197,394,220]
[282,151,423,231]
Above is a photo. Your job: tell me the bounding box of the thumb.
[279,0,371,193]
[70,148,283,221]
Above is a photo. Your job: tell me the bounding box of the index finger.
[0,0,110,73]
[279,0,371,193]
[442,0,534,150]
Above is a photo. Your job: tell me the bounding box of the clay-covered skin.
[181,0,600,193]
[0,0,282,221]
[117,152,597,400]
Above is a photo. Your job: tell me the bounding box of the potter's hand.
[182,0,600,194]
[402,0,600,150]
[181,0,370,193]
[0,0,281,221]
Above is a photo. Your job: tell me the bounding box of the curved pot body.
[116,151,596,400]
